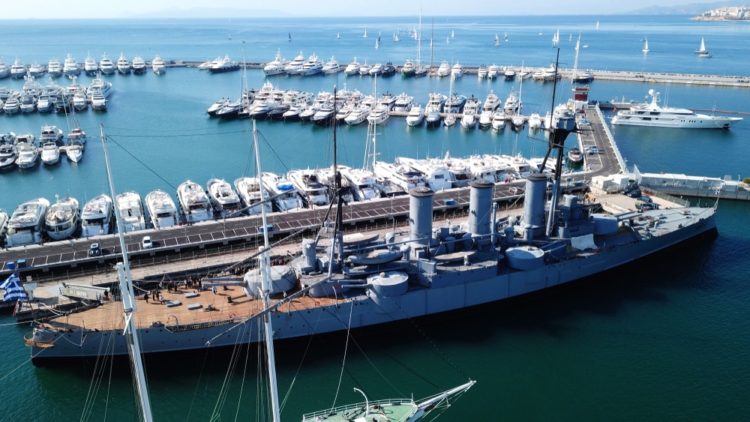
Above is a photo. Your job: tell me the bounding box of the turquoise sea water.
[1,16,749,421]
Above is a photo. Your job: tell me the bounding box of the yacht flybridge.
[612,89,742,129]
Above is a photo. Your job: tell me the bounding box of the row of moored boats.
[0,153,557,248]
[0,53,166,79]
[0,74,112,114]
[207,82,542,131]
[0,126,87,170]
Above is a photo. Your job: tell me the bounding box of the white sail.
[642,38,649,54]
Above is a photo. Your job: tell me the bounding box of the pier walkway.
[174,60,750,89]
[0,105,623,281]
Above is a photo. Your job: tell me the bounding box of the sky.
[0,0,707,19]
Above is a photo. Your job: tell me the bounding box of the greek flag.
[0,273,28,302]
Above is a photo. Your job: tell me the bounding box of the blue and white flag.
[0,273,28,302]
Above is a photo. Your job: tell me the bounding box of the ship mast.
[539,49,576,238]
[99,125,153,422]
[251,120,282,422]
[332,87,344,261]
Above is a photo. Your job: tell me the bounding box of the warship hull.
[30,207,716,361]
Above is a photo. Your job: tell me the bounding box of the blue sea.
[0,15,749,421]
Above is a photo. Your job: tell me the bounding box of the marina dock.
[173,60,750,89]
[0,104,623,282]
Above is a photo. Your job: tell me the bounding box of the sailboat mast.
[332,88,344,259]
[371,77,378,171]
[416,9,422,67]
[251,120,282,422]
[572,35,580,80]
[99,125,153,422]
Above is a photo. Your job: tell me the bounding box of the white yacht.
[406,104,424,127]
[177,180,212,223]
[395,157,455,191]
[80,194,113,237]
[89,76,113,99]
[437,61,451,77]
[0,59,10,79]
[260,172,304,212]
[29,62,46,77]
[300,54,323,76]
[99,54,115,75]
[63,54,80,77]
[367,105,390,125]
[479,92,499,129]
[345,105,370,126]
[15,143,39,169]
[504,92,520,114]
[491,110,507,131]
[152,55,166,75]
[116,53,131,74]
[504,68,517,80]
[47,58,63,78]
[393,93,414,112]
[284,52,306,75]
[287,169,331,207]
[40,142,60,165]
[373,161,427,192]
[461,97,481,129]
[90,89,107,111]
[145,190,178,229]
[84,54,98,75]
[66,141,84,163]
[528,113,543,131]
[487,64,500,79]
[401,59,416,77]
[45,197,80,241]
[477,66,488,79]
[611,89,742,129]
[358,62,372,76]
[3,95,20,114]
[344,57,360,76]
[695,37,711,58]
[116,191,146,232]
[10,58,26,79]
[131,56,146,74]
[263,51,285,76]
[341,167,381,201]
[0,143,17,170]
[5,198,50,247]
[234,177,272,215]
[322,57,341,74]
[451,62,464,78]
[206,178,242,218]
[73,91,88,111]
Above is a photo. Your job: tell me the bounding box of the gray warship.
[27,104,717,361]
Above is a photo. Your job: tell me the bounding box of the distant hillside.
[627,1,739,15]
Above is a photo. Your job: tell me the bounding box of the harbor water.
[1,15,749,421]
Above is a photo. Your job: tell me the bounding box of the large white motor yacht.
[116,53,131,74]
[373,161,428,192]
[99,54,115,75]
[5,198,50,247]
[116,191,146,232]
[406,104,424,127]
[264,51,285,76]
[461,97,481,129]
[284,52,306,75]
[152,55,167,75]
[611,89,742,129]
[45,197,80,241]
[260,172,304,212]
[287,169,331,207]
[84,55,98,75]
[344,58,360,76]
[145,190,179,229]
[63,54,80,77]
[131,56,147,74]
[234,177,273,215]
[80,194,113,237]
[341,167,381,201]
[177,180,212,223]
[206,178,242,218]
[366,105,390,125]
[47,58,63,78]
[15,143,39,169]
[40,142,60,165]
[395,157,456,191]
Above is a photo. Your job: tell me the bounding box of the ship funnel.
[409,187,434,247]
[522,173,548,241]
[469,181,493,237]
